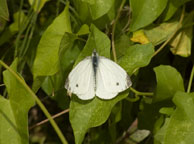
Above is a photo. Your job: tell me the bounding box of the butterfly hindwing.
[96,56,132,99]
[65,57,95,100]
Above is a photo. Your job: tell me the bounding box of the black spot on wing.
[116,82,119,86]
[76,84,79,87]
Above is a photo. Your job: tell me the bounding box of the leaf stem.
[111,0,126,62]
[29,109,69,130]
[152,6,185,57]
[0,60,68,144]
[187,65,194,93]
[130,87,153,96]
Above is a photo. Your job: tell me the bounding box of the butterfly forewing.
[96,57,132,99]
[65,57,95,100]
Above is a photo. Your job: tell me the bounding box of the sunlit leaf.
[144,21,179,46]
[2,59,35,144]
[119,43,155,75]
[88,0,114,19]
[33,4,71,77]
[170,13,194,57]
[130,30,150,44]
[76,24,90,36]
[170,28,192,57]
[130,0,168,31]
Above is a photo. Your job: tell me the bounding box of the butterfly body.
[65,50,132,100]
[92,50,99,75]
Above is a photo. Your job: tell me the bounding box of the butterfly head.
[92,49,98,57]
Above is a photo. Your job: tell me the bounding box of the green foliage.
[154,65,185,102]
[0,0,194,144]
[69,25,154,144]
[0,0,9,20]
[33,4,71,77]
[130,0,168,31]
[119,43,154,75]
[0,96,19,144]
[1,59,35,144]
[87,0,114,20]
[155,92,194,144]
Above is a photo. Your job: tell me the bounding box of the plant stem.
[30,109,69,130]
[187,65,194,93]
[111,0,126,62]
[130,87,153,96]
[0,60,68,144]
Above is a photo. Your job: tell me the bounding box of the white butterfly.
[65,50,132,100]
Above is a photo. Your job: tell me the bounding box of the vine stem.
[29,109,69,130]
[130,87,153,96]
[111,0,126,62]
[187,65,194,93]
[0,60,68,144]
[152,6,185,57]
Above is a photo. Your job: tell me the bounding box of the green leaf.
[0,96,19,144]
[70,94,129,144]
[0,0,9,21]
[170,13,194,57]
[173,91,194,121]
[115,34,133,58]
[170,27,192,57]
[9,11,27,33]
[119,43,155,75]
[28,0,50,12]
[154,118,170,143]
[76,24,90,36]
[2,59,35,144]
[156,92,194,144]
[138,100,172,131]
[159,107,174,116]
[82,0,95,5]
[153,65,184,102]
[41,32,80,108]
[144,21,179,46]
[170,0,191,8]
[88,0,114,20]
[72,0,90,22]
[32,4,71,77]
[161,0,178,21]
[74,24,110,65]
[59,33,80,72]
[130,0,168,31]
